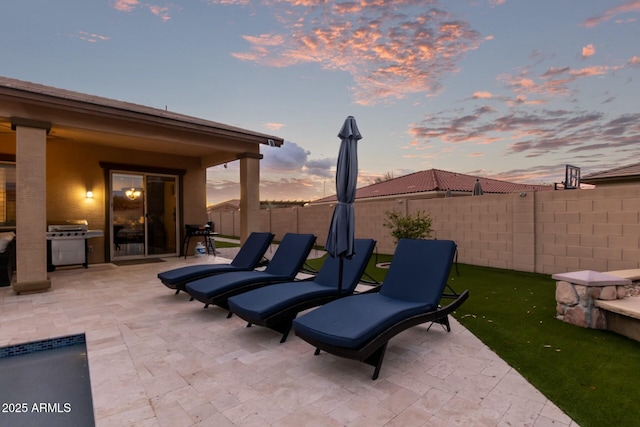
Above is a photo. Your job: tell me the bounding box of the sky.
[2,0,639,205]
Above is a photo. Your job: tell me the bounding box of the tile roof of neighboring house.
[312,169,553,203]
[581,162,640,183]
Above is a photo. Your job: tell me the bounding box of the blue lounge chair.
[157,232,274,294]
[185,233,317,313]
[292,239,469,380]
[227,239,376,343]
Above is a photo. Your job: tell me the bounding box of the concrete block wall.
[268,208,299,241]
[535,185,640,275]
[215,183,640,275]
[297,204,332,246]
[354,199,399,253]
[410,194,522,271]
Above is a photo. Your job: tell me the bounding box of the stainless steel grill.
[46,220,103,271]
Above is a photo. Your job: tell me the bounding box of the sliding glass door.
[111,172,178,260]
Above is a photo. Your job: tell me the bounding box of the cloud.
[263,122,285,131]
[207,176,324,205]
[500,62,624,97]
[112,0,138,12]
[476,163,567,185]
[111,0,174,21]
[76,31,110,43]
[582,44,596,58]
[304,158,335,178]
[581,0,640,28]
[473,91,493,99]
[148,5,172,21]
[408,98,640,162]
[628,56,640,67]
[261,140,309,171]
[261,140,335,178]
[229,1,482,105]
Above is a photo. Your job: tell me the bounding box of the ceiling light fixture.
[125,187,141,200]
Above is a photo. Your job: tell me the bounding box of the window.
[0,163,16,226]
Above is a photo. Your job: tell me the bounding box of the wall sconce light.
[86,190,94,198]
[520,192,527,197]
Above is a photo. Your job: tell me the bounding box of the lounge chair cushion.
[293,238,457,349]
[261,233,316,277]
[185,233,316,303]
[227,239,376,322]
[228,281,336,320]
[186,271,288,302]
[157,232,273,286]
[311,238,375,289]
[158,264,245,286]
[293,293,430,349]
[379,239,456,304]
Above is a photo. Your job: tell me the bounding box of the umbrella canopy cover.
[325,116,362,260]
[473,178,484,196]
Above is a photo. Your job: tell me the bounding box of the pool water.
[0,334,95,427]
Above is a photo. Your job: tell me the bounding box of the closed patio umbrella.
[325,116,362,296]
[473,178,484,196]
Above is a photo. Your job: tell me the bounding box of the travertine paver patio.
[0,252,578,426]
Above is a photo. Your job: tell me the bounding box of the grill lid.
[47,220,89,232]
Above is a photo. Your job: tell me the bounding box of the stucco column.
[238,152,262,243]
[12,119,51,293]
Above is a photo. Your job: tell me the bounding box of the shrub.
[383,210,433,243]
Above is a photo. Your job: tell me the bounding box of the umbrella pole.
[338,257,344,297]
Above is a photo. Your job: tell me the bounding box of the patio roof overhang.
[0,76,284,166]
[0,76,284,294]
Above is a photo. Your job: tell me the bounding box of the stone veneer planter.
[552,270,631,330]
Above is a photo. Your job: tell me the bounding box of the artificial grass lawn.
[307,254,640,427]
[213,240,240,249]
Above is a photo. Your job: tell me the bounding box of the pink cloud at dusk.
[111,0,173,21]
[581,0,640,28]
[111,0,138,12]
[77,31,110,43]
[582,44,596,58]
[499,60,630,97]
[410,105,640,164]
[263,122,285,131]
[473,91,493,99]
[229,1,482,105]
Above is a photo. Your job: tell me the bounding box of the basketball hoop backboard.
[565,165,580,189]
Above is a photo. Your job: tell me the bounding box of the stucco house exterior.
[0,76,283,294]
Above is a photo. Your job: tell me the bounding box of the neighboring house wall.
[213,185,640,275]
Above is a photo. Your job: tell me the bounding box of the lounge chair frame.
[186,233,316,313]
[231,239,378,342]
[295,288,469,380]
[244,281,381,343]
[158,232,274,294]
